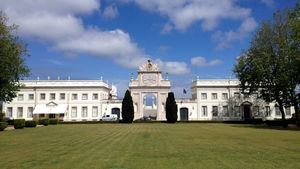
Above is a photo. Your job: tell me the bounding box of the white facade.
[1,60,295,121]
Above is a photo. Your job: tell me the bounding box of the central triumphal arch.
[129,60,171,120]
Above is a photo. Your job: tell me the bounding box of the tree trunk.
[278,103,287,128]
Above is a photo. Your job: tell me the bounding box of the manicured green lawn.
[0,123,299,169]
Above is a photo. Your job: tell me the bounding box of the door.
[111,108,120,119]
[180,108,189,121]
[243,105,251,120]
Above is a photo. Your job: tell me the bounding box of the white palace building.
[1,60,294,121]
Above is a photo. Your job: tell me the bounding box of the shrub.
[38,119,49,126]
[166,92,178,123]
[0,112,5,121]
[25,120,37,128]
[14,119,25,129]
[0,122,8,131]
[49,119,58,125]
[121,90,134,123]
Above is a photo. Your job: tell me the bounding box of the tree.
[121,90,134,123]
[165,92,178,123]
[0,12,29,102]
[234,5,300,127]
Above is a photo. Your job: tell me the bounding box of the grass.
[0,123,299,169]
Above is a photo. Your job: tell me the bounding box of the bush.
[0,112,5,121]
[0,122,8,131]
[14,119,25,129]
[166,92,178,123]
[38,119,49,126]
[49,119,58,125]
[25,120,37,128]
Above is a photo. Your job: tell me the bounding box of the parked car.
[102,114,118,121]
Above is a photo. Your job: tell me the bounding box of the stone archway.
[180,107,189,121]
[129,60,171,120]
[143,93,157,120]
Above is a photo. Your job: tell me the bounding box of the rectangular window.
[28,94,34,100]
[82,94,88,100]
[253,106,259,116]
[27,107,33,118]
[17,107,23,118]
[202,106,207,116]
[60,93,65,100]
[18,94,24,101]
[71,107,77,117]
[6,107,13,117]
[223,106,229,117]
[234,92,240,98]
[39,114,45,118]
[212,93,218,100]
[275,106,281,116]
[72,94,78,100]
[222,93,228,100]
[92,93,98,100]
[40,93,46,100]
[265,106,271,117]
[285,107,291,116]
[82,106,88,117]
[212,106,218,117]
[234,106,240,117]
[50,93,56,100]
[201,93,207,100]
[92,106,98,117]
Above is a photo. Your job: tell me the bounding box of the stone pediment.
[138,59,160,72]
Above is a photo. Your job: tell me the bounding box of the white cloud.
[161,23,173,34]
[191,56,222,67]
[102,5,119,19]
[261,0,274,7]
[156,59,190,75]
[44,59,63,66]
[212,17,258,49]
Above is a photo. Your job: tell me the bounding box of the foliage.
[13,119,25,129]
[25,120,37,128]
[121,90,134,123]
[49,119,58,125]
[234,4,300,127]
[0,112,4,121]
[165,92,178,123]
[0,12,30,102]
[38,119,49,126]
[0,121,8,131]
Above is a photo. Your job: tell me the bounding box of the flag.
[183,89,187,94]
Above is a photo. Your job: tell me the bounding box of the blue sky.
[0,0,297,97]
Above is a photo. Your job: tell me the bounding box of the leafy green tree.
[0,12,29,102]
[121,90,134,123]
[234,5,300,127]
[165,92,178,123]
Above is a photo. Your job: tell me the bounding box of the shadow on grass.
[230,124,300,131]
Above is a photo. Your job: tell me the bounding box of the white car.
[102,114,118,121]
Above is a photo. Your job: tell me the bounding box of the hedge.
[49,119,58,125]
[0,122,8,131]
[14,119,25,129]
[38,119,49,126]
[25,120,37,128]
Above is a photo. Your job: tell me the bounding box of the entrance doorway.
[143,93,157,120]
[180,108,189,121]
[111,108,121,119]
[242,102,252,120]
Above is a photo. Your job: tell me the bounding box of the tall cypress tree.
[165,92,178,123]
[121,90,134,123]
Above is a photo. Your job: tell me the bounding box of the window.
[253,106,259,116]
[82,94,88,100]
[60,93,65,100]
[50,93,56,100]
[82,106,88,117]
[71,107,77,117]
[92,93,98,100]
[92,106,98,117]
[212,93,218,100]
[18,94,24,101]
[72,94,78,100]
[27,107,33,118]
[17,107,23,118]
[39,114,45,118]
[223,106,229,117]
[275,106,281,116]
[6,107,13,117]
[222,93,228,100]
[285,107,291,116]
[202,106,207,116]
[234,106,240,117]
[201,93,207,100]
[40,93,46,100]
[28,94,34,100]
[212,106,218,117]
[265,106,271,117]
[234,92,240,98]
